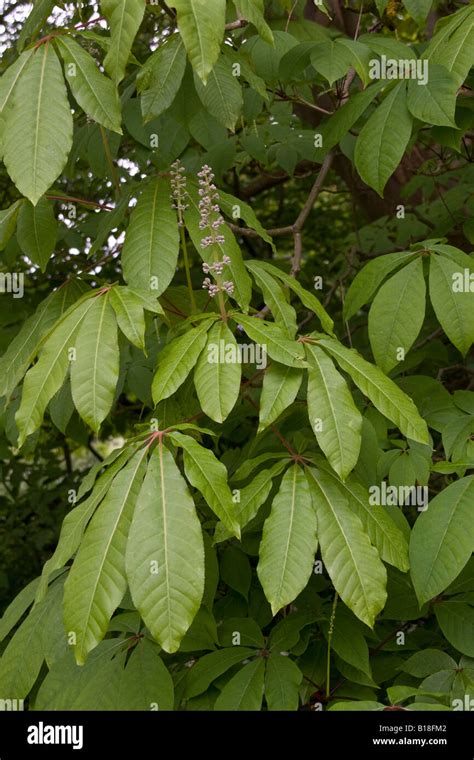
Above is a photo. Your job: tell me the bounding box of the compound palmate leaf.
[126,441,205,653]
[3,43,73,205]
[64,448,148,665]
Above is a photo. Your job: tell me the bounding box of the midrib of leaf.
[147,181,159,282]
[312,472,373,620]
[33,47,49,198]
[158,440,172,643]
[275,467,297,605]
[91,296,108,425]
[420,478,473,591]
[78,448,147,649]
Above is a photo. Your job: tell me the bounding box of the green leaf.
[306,344,362,480]
[245,261,297,337]
[248,260,334,335]
[435,601,474,657]
[233,0,274,45]
[259,362,303,432]
[306,467,387,627]
[102,0,146,84]
[344,251,417,322]
[193,321,241,422]
[368,257,426,373]
[126,442,205,653]
[16,197,58,272]
[3,44,73,205]
[115,639,174,709]
[214,658,265,710]
[410,476,474,604]
[0,281,86,402]
[336,38,372,86]
[234,314,307,369]
[56,36,122,134]
[258,466,318,616]
[17,0,55,52]
[422,5,474,88]
[139,34,186,122]
[169,431,240,538]
[355,82,412,197]
[109,286,146,350]
[0,583,61,699]
[0,199,24,250]
[319,81,385,154]
[37,449,135,601]
[185,647,256,697]
[194,57,243,130]
[0,50,35,158]
[264,655,302,711]
[64,449,148,664]
[401,649,456,677]
[152,318,215,404]
[316,464,409,571]
[215,460,288,543]
[429,253,474,356]
[170,0,226,84]
[34,643,123,710]
[404,0,433,25]
[219,191,275,251]
[407,64,457,127]
[323,606,371,675]
[122,177,179,295]
[310,40,351,85]
[70,293,119,432]
[15,297,95,446]
[317,337,430,444]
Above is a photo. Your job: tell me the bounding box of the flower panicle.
[197,164,234,299]
[170,159,188,225]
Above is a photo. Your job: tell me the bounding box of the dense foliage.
[0,0,473,712]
